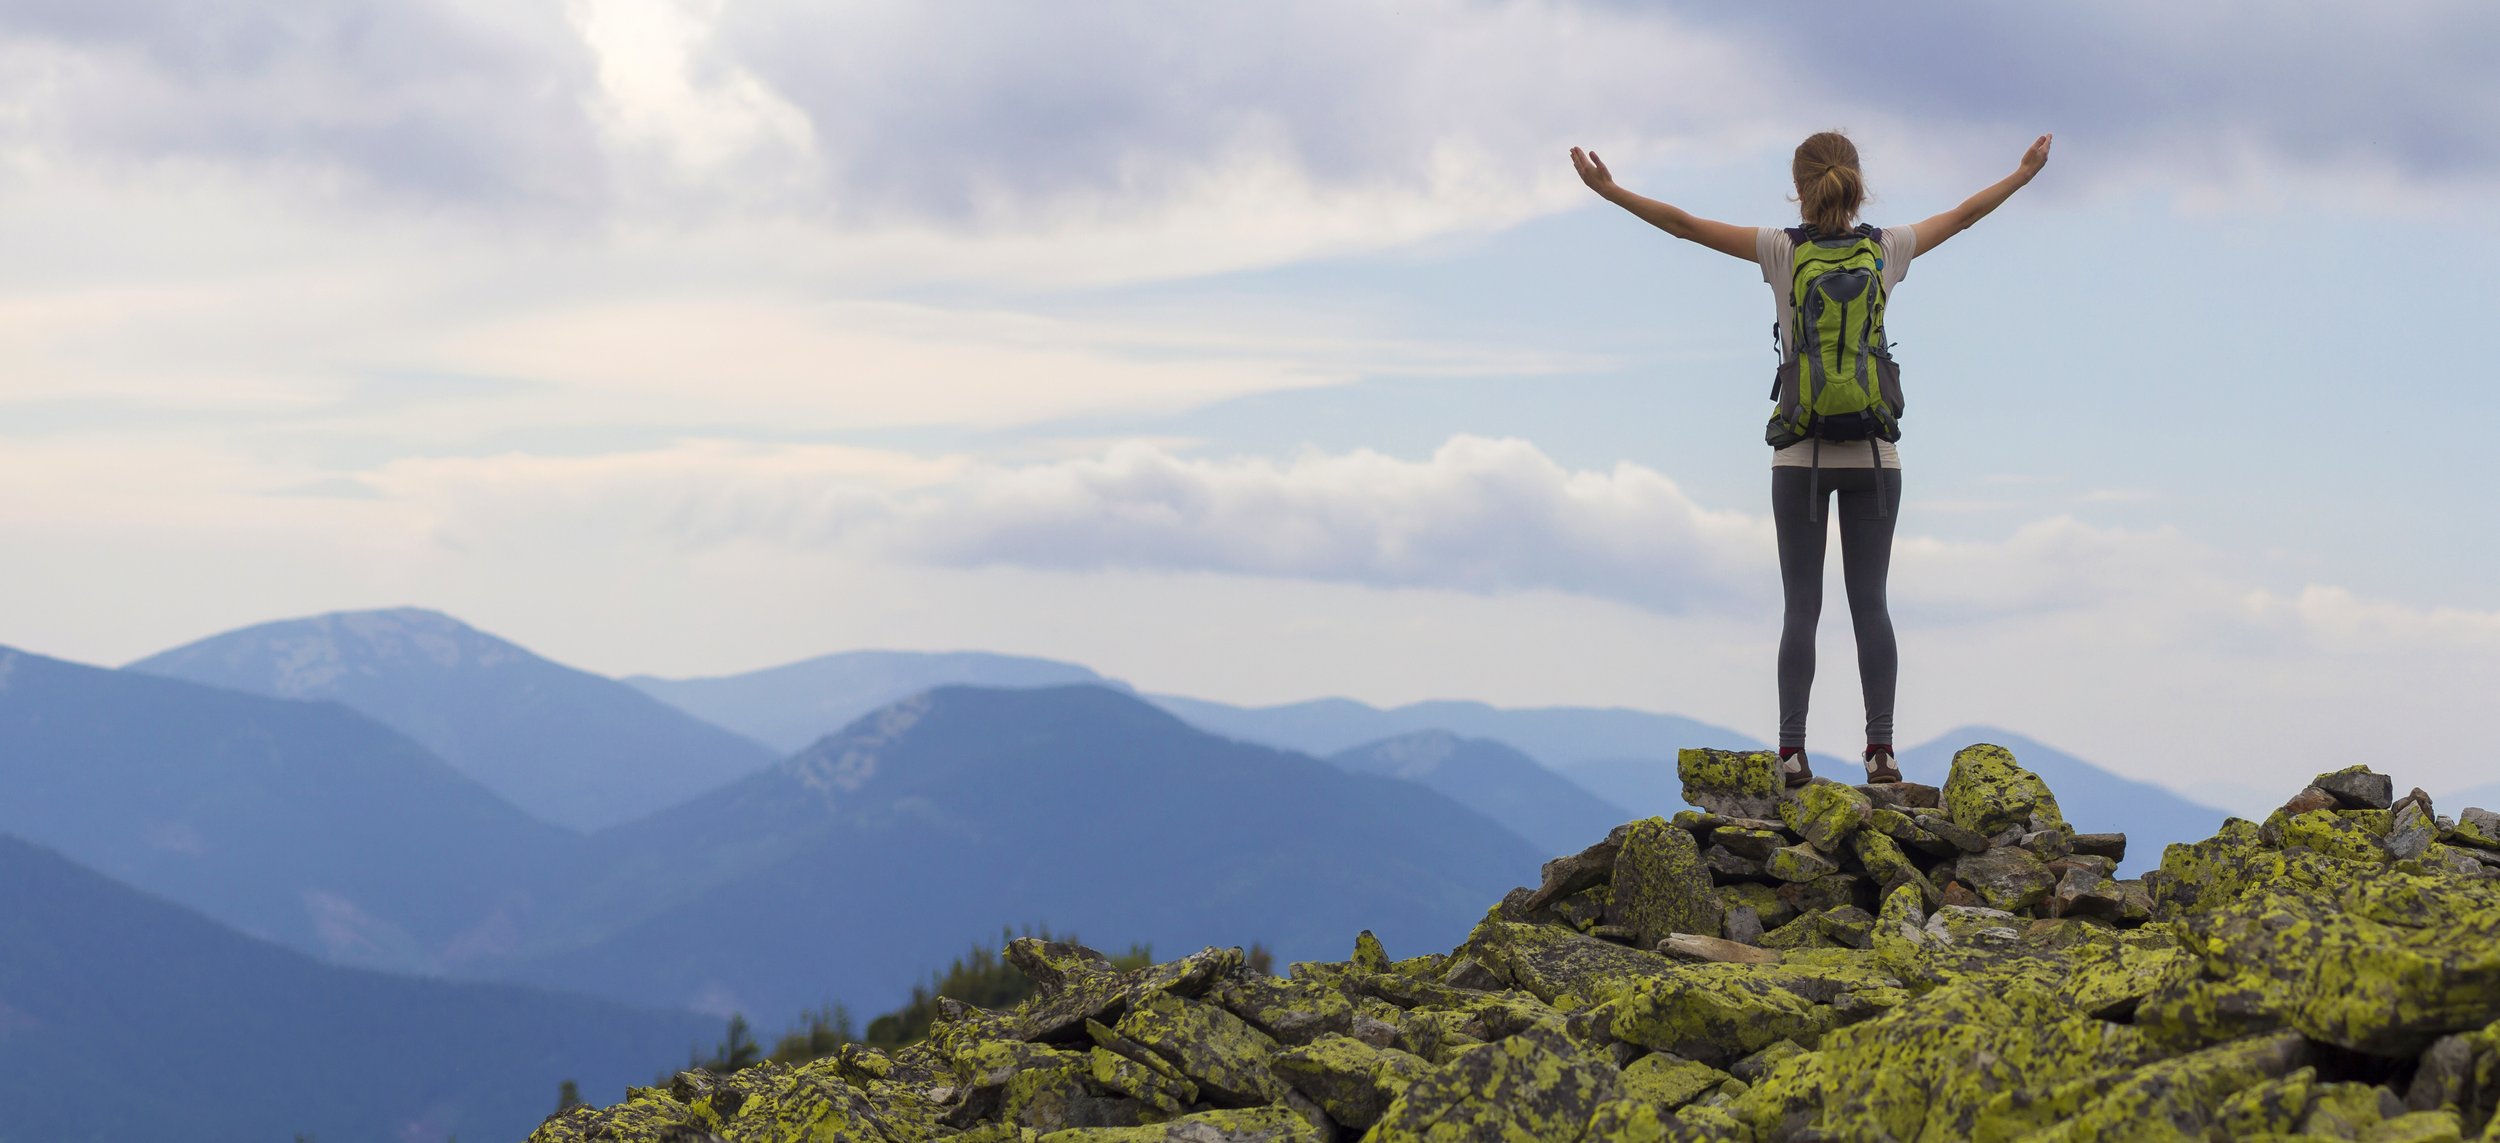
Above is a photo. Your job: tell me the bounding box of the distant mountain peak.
[784,692,936,804]
[123,609,777,833]
[135,608,531,692]
[1338,729,1466,779]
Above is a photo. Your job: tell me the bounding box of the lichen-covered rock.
[1114,991,1288,1105]
[1267,1032,1426,1128]
[1678,747,1781,820]
[541,745,2500,1143]
[1764,843,1840,883]
[1617,1051,1731,1109]
[1778,779,1873,853]
[1956,846,2056,914]
[2454,807,2500,852]
[1207,974,1354,1046]
[1709,825,1787,862]
[1605,817,1723,950]
[1464,919,1672,1009]
[1365,1025,1618,1142]
[1036,1106,1321,1142]
[1943,743,2068,838]
[1604,964,1840,1064]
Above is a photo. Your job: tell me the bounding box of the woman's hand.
[2016,133,2052,182]
[1570,146,1619,200]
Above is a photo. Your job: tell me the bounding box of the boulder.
[1765,844,1841,883]
[1942,743,2068,837]
[1778,779,1873,853]
[1268,1033,1427,1129]
[1604,817,1723,950]
[2315,765,2397,810]
[1678,747,1781,820]
[1114,991,1288,1105]
[1363,1025,1618,1143]
[1955,847,2056,914]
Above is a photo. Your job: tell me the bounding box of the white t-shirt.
[1757,223,1918,469]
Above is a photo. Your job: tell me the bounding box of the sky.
[4,0,2498,811]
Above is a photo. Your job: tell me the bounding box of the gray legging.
[1771,465,1900,750]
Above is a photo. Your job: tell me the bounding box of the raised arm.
[1913,134,2051,257]
[1571,147,1757,263]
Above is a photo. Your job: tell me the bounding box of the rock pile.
[533,745,2500,1143]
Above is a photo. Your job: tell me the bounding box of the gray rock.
[1724,905,1765,946]
[1955,847,2055,914]
[2313,765,2395,810]
[1910,813,1993,855]
[1521,825,1631,911]
[2070,832,2127,862]
[1858,781,1941,810]
[1711,826,1788,861]
[1765,844,1841,883]
[1703,846,1768,879]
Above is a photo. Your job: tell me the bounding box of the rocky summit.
[534,744,2500,1143]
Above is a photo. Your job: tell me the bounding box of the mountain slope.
[627,649,1114,754]
[1150,693,1761,771]
[1329,731,1635,856]
[499,685,1550,1029]
[0,832,719,1143]
[1899,726,2233,877]
[125,608,777,831]
[0,644,571,972]
[1555,756,1694,818]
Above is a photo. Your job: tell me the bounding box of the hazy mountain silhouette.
[1328,731,1635,856]
[1899,726,2233,877]
[125,608,777,831]
[0,644,571,972]
[0,832,718,1143]
[497,685,1547,1028]
[627,649,1115,754]
[1553,756,1691,819]
[1149,693,1760,772]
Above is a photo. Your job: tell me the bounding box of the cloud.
[1675,2,2500,211]
[0,0,605,211]
[1,1,1799,280]
[8,0,2493,268]
[343,434,2395,643]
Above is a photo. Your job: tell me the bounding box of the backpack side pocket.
[1875,355,1904,419]
[1767,358,1807,447]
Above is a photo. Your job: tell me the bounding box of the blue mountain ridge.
[0,643,573,974]
[126,608,779,832]
[489,684,1551,1029]
[1147,693,1762,770]
[1328,730,1636,857]
[625,648,1116,755]
[0,831,719,1143]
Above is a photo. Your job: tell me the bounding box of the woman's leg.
[1834,467,1902,747]
[1770,468,1828,750]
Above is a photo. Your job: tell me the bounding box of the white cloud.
[566,0,814,180]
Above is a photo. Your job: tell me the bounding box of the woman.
[1570,130,2052,787]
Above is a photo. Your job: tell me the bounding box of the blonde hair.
[1792,131,1866,236]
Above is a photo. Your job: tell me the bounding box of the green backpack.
[1768,224,1903,456]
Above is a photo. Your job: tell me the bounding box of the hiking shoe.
[1780,749,1813,788]
[1862,747,1901,784]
